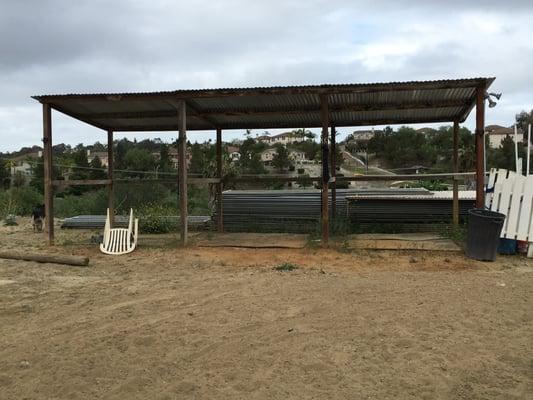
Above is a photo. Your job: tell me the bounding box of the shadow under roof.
[32,78,494,132]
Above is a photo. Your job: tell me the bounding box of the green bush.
[114,182,176,212]
[273,263,298,271]
[418,179,448,191]
[55,189,108,217]
[137,203,177,233]
[0,181,210,229]
[0,187,42,218]
[188,185,210,215]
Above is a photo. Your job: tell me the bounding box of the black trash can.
[466,209,506,261]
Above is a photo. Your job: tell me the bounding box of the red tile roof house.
[256,131,306,145]
[485,124,523,148]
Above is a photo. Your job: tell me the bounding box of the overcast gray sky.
[1,0,532,152]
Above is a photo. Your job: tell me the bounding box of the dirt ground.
[1,221,532,399]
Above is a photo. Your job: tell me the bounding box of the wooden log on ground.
[0,251,90,267]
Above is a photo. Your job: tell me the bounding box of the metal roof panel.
[32,78,495,132]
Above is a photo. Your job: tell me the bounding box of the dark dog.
[31,204,45,232]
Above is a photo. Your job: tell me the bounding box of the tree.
[296,173,313,188]
[0,158,9,188]
[333,140,344,168]
[516,110,533,142]
[272,144,291,172]
[487,135,525,171]
[239,138,267,174]
[189,142,205,174]
[292,140,320,161]
[292,128,315,141]
[12,171,26,187]
[123,148,156,177]
[70,147,90,181]
[158,144,173,172]
[89,141,106,152]
[89,156,107,179]
[247,154,266,175]
[29,156,61,193]
[115,138,134,170]
[3,159,16,187]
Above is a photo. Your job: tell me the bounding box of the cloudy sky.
[1,0,532,152]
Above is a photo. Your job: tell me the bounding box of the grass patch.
[305,234,321,249]
[3,214,18,226]
[273,262,298,272]
[438,223,467,246]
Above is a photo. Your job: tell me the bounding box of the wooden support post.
[331,125,337,220]
[216,127,223,232]
[475,85,486,208]
[107,130,114,228]
[320,94,329,244]
[178,101,188,245]
[452,121,459,227]
[42,103,54,245]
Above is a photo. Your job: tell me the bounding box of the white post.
[514,124,519,173]
[526,124,531,175]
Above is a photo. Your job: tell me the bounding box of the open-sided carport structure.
[33,77,495,246]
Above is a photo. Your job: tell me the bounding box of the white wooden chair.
[100,208,138,255]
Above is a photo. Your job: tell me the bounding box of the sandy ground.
[1,220,532,399]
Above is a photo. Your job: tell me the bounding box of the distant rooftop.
[485,124,522,135]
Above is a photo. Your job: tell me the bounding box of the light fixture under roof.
[485,92,501,108]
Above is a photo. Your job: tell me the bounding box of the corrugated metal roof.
[347,190,476,200]
[32,78,494,132]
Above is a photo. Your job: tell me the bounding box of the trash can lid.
[468,208,506,220]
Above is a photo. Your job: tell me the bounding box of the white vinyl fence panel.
[487,168,533,241]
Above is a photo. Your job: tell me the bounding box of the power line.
[24,160,202,177]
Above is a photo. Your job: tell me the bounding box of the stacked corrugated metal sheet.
[347,191,475,225]
[61,215,210,230]
[217,188,433,233]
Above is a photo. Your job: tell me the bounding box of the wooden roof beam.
[112,115,459,132]
[82,99,472,120]
[165,99,219,129]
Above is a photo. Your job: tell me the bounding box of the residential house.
[351,128,381,141]
[256,135,271,143]
[289,150,306,163]
[416,127,437,136]
[260,148,277,164]
[227,146,240,163]
[260,147,307,166]
[257,131,306,145]
[485,125,524,148]
[87,150,109,166]
[169,147,191,168]
[8,151,42,185]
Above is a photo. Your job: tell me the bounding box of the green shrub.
[188,185,210,215]
[0,181,210,227]
[3,215,18,226]
[0,187,42,218]
[273,263,298,271]
[438,223,467,245]
[55,189,108,217]
[418,179,448,191]
[137,203,177,233]
[114,182,175,212]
